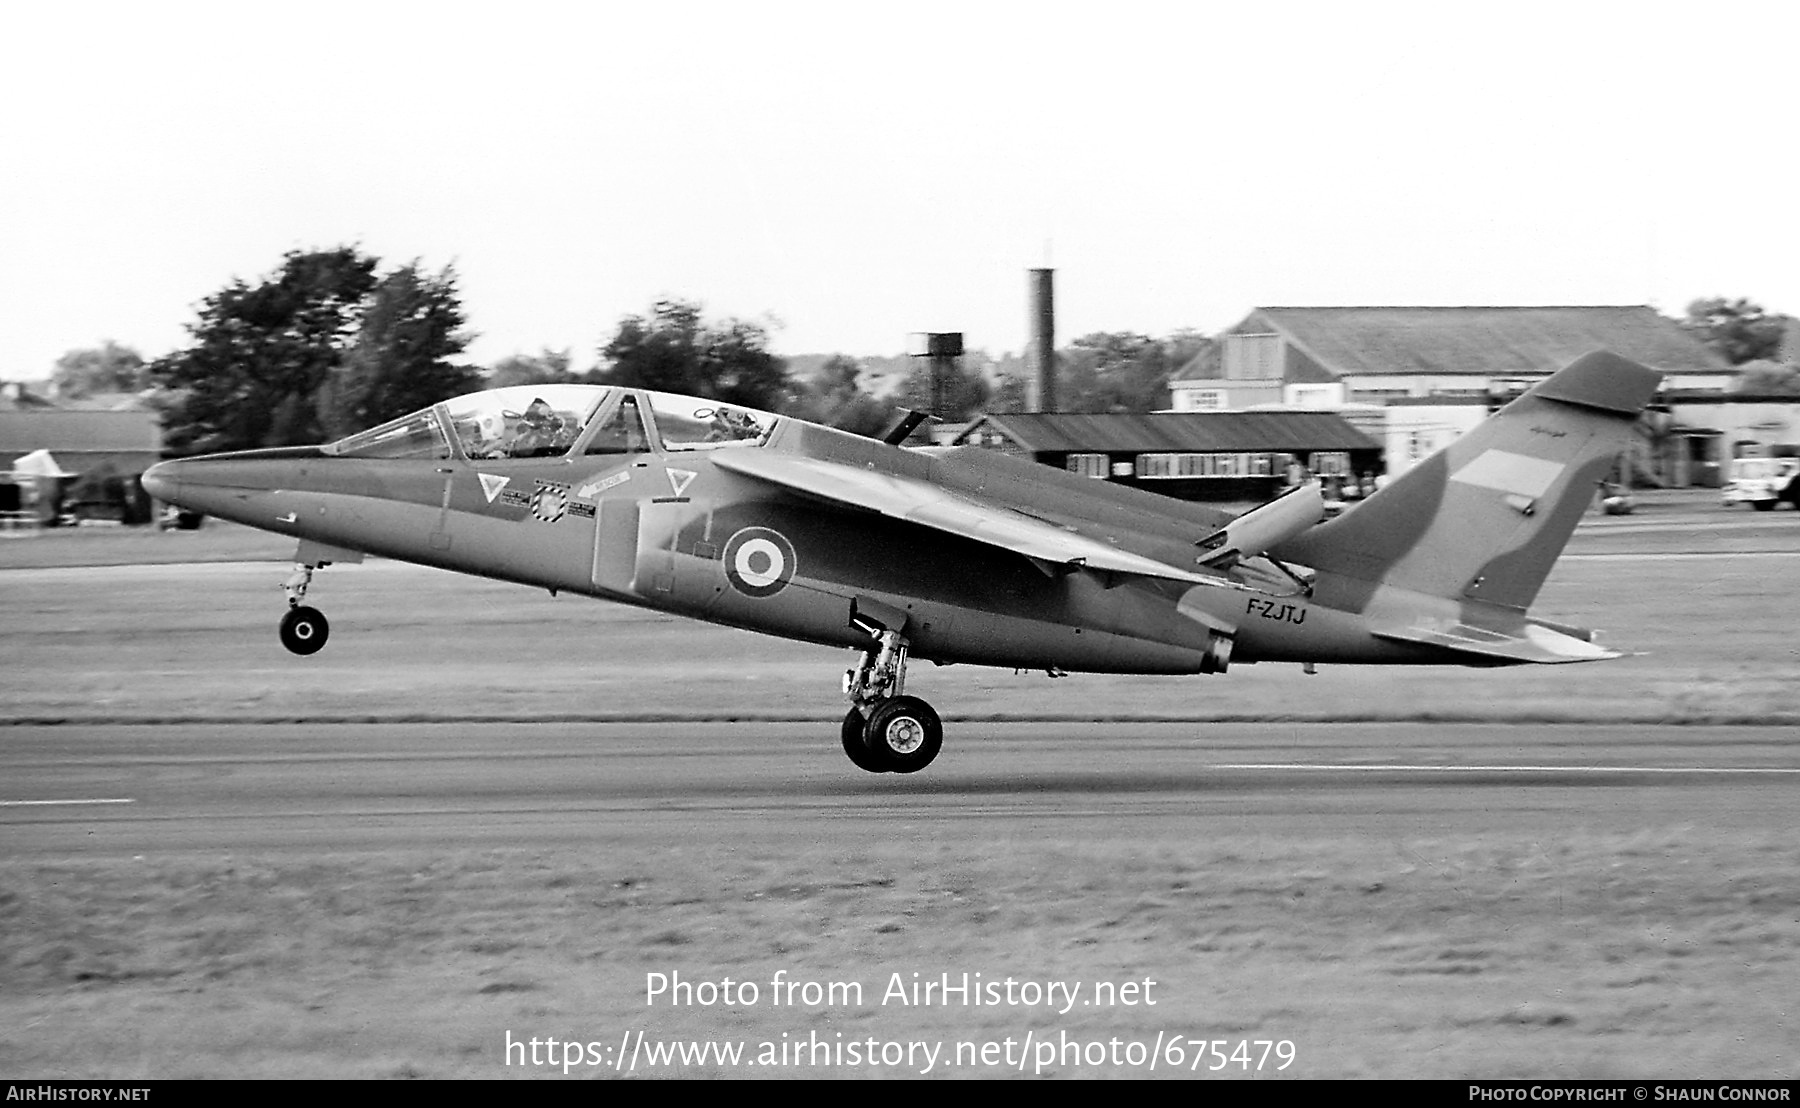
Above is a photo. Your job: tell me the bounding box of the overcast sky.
[2,1,1794,379]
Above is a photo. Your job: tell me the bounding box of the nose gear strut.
[277,560,330,656]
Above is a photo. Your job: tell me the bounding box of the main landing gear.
[841,622,942,774]
[278,563,330,656]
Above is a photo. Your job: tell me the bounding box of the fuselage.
[142,384,1446,677]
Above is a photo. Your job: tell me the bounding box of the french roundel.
[723,526,796,598]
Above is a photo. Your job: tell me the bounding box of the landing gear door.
[633,499,681,596]
[592,498,640,593]
[586,393,654,595]
[592,497,705,601]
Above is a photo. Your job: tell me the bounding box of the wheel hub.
[883,717,924,755]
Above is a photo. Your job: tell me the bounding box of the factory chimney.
[1027,268,1055,413]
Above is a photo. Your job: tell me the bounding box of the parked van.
[1721,456,1800,511]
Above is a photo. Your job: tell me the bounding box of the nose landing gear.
[278,564,330,656]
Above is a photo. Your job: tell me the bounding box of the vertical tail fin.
[1270,351,1662,611]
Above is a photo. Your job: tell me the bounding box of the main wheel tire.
[862,695,943,774]
[841,709,888,773]
[279,605,330,655]
[1752,499,1776,511]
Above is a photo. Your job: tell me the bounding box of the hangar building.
[0,386,163,524]
[950,410,1380,503]
[1167,306,1760,485]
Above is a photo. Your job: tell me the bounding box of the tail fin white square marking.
[1450,450,1566,499]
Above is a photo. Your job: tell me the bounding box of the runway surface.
[5,721,1796,859]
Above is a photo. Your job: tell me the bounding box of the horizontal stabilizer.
[1196,482,1324,568]
[1372,620,1620,665]
[1525,350,1665,415]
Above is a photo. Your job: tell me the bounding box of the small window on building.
[1289,386,1337,407]
[1309,451,1351,476]
[1066,453,1110,479]
[1349,388,1410,402]
[1135,452,1285,479]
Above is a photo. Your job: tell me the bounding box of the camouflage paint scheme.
[142,351,1661,770]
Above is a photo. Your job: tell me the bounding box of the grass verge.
[3,832,1795,1078]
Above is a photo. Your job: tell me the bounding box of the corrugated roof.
[965,411,1378,454]
[1246,306,1729,377]
[0,410,162,453]
[0,382,58,410]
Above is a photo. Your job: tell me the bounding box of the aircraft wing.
[711,451,1225,586]
[1372,620,1622,665]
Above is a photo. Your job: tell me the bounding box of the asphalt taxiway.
[4,721,1795,859]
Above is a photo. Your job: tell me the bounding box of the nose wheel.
[278,563,330,656]
[279,605,330,655]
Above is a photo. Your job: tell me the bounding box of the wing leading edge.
[710,450,1227,587]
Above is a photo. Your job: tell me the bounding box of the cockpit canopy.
[322,385,780,461]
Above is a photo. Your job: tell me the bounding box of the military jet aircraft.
[141,350,1661,774]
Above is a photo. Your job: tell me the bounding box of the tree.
[595,299,789,410]
[316,262,480,438]
[1163,328,1219,378]
[149,248,377,452]
[149,248,477,453]
[51,341,146,399]
[972,349,1030,414]
[984,368,1029,413]
[1681,298,1788,365]
[786,354,894,436]
[1044,330,1218,412]
[1056,331,1173,412]
[489,348,576,389]
[1732,360,1800,395]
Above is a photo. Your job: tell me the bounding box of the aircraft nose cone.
[141,460,180,501]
